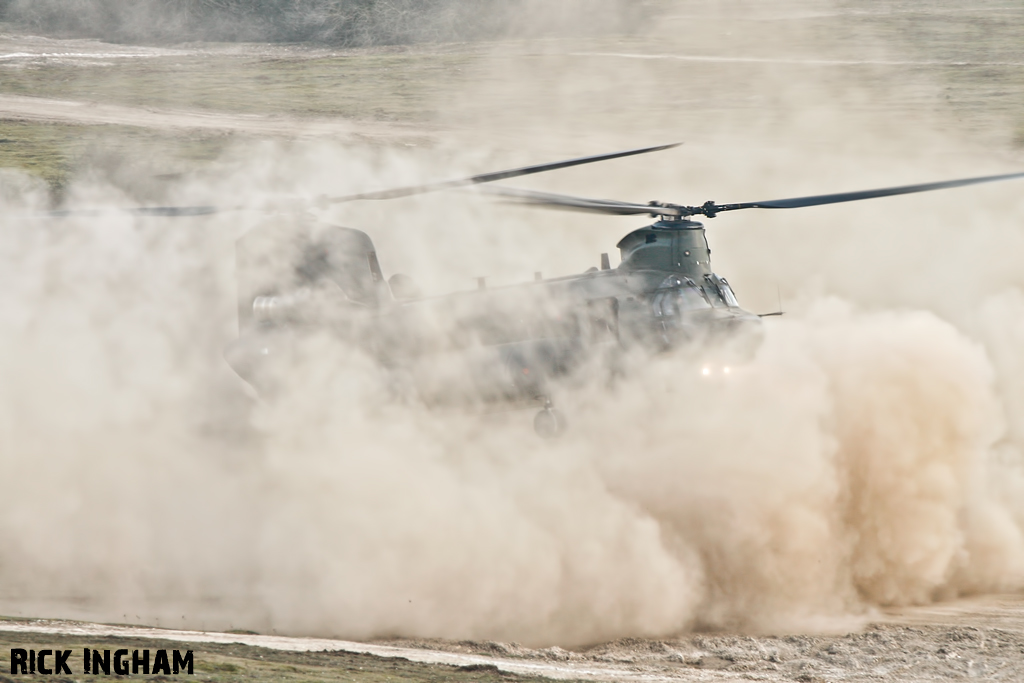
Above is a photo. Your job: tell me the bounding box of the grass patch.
[0,50,477,123]
[0,630,559,683]
[0,47,474,196]
[0,120,236,198]
[0,121,83,191]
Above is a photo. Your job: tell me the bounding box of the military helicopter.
[212,144,1024,435]
[40,143,1024,435]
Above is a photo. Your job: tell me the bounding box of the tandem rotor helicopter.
[53,143,1024,436]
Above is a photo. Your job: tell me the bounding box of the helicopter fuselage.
[224,219,763,406]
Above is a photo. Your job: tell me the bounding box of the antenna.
[758,284,785,318]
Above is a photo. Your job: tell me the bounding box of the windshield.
[653,276,710,319]
[718,279,740,307]
[703,275,739,308]
[678,285,711,310]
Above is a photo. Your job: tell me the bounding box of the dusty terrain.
[3,2,1024,682]
[0,92,426,140]
[3,595,1024,681]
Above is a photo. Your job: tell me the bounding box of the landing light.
[700,364,736,378]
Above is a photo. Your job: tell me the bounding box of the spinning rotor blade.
[324,143,681,203]
[486,169,1024,221]
[481,185,688,217]
[702,170,1024,217]
[29,143,682,218]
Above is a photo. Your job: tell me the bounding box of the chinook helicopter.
[42,143,1024,435]
[213,144,1024,435]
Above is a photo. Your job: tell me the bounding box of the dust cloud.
[2,0,1024,649]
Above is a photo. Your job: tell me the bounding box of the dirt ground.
[4,594,1024,681]
[0,91,427,141]
[377,594,1024,681]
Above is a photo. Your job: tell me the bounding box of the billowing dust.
[1,0,1024,649]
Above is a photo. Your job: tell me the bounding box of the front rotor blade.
[325,143,681,204]
[709,170,1024,214]
[482,185,689,217]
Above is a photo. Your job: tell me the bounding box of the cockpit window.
[704,274,739,308]
[718,278,740,307]
[653,275,710,319]
[678,285,710,309]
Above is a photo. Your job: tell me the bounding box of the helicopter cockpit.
[652,274,710,323]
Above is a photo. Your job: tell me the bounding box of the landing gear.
[533,400,567,438]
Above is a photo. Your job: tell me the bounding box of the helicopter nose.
[710,311,764,351]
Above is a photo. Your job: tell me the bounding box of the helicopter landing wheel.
[534,407,567,438]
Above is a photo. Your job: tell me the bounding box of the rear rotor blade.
[704,170,1024,216]
[325,143,681,204]
[30,144,682,218]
